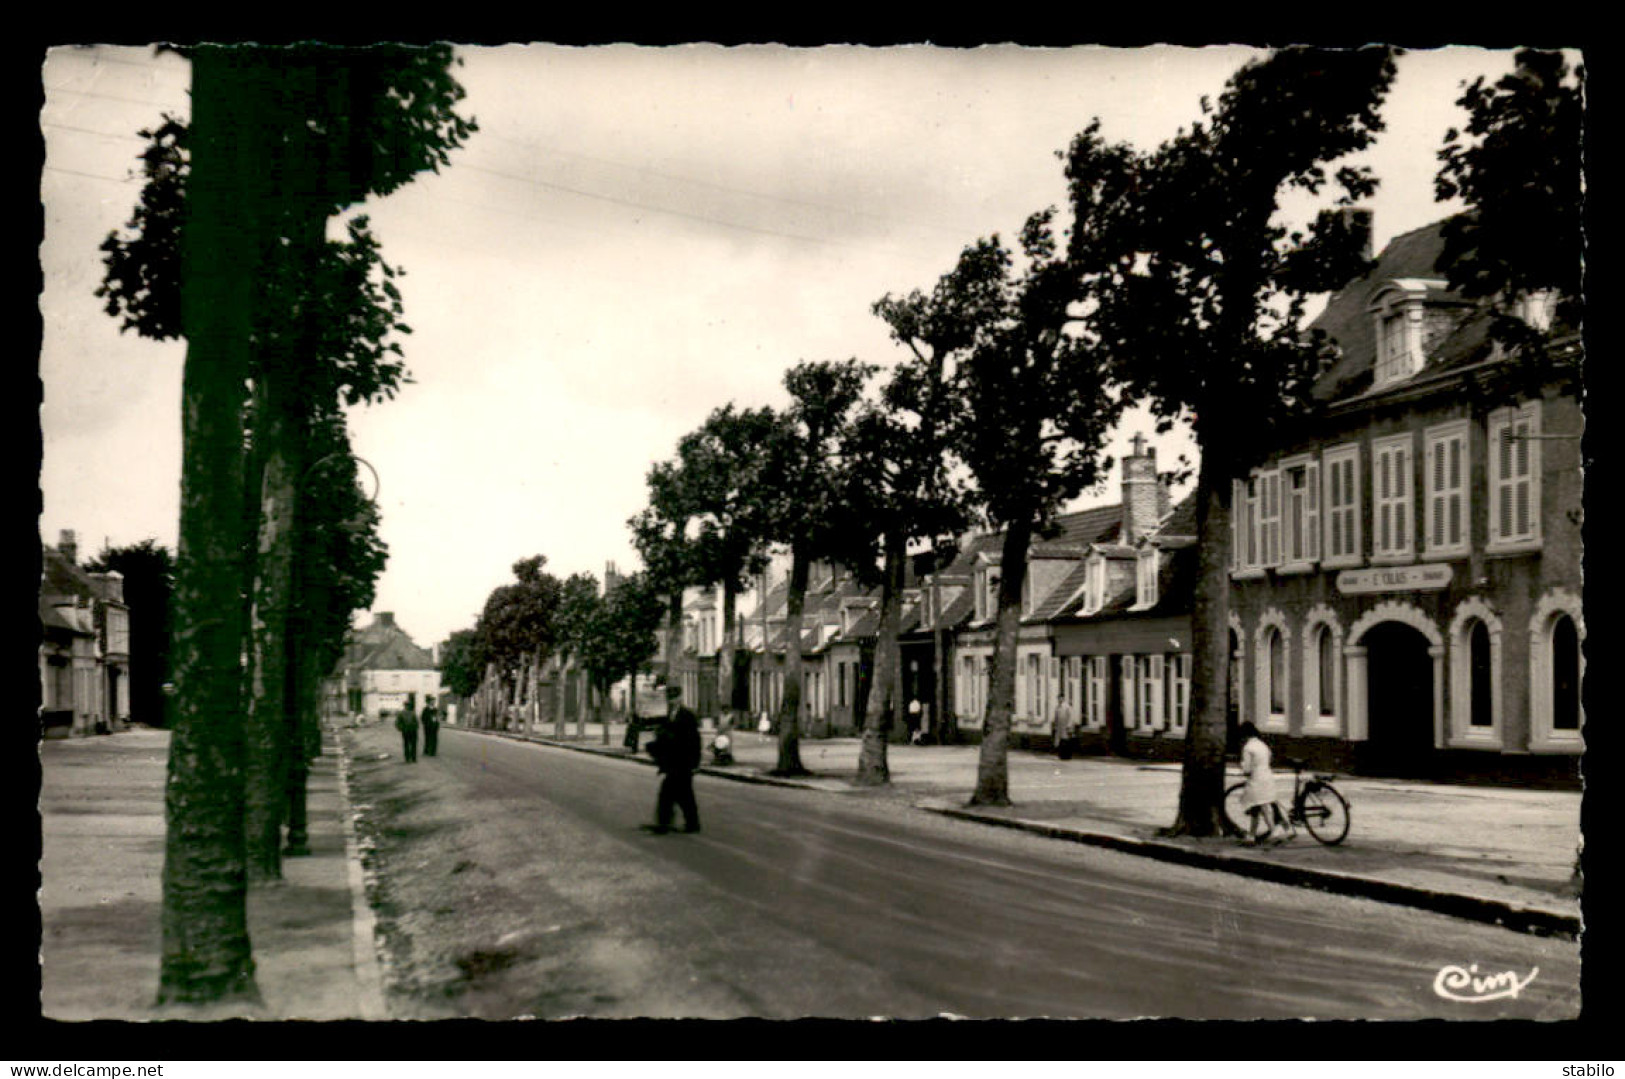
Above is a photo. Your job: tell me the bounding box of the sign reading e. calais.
[1336,563,1453,595]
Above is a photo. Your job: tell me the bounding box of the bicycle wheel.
[1222,782,1249,835]
[1300,782,1350,845]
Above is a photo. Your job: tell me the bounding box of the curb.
[329,728,389,1020]
[453,726,1580,940]
[919,804,1580,940]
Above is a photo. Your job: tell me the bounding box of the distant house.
[327,611,443,723]
[39,529,131,738]
[916,439,1196,756]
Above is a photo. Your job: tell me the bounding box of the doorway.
[1363,621,1435,776]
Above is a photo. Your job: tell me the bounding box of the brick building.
[1225,219,1582,782]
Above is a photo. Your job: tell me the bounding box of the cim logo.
[1432,963,1539,1002]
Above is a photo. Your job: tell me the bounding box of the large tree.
[754,360,875,777]
[673,405,778,719]
[1434,48,1584,396]
[555,572,601,738]
[1067,47,1397,835]
[848,244,1003,779]
[629,460,702,694]
[438,628,485,701]
[84,539,176,729]
[474,555,566,725]
[943,207,1125,808]
[94,44,475,999]
[578,570,666,743]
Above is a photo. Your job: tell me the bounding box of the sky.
[39,43,1529,650]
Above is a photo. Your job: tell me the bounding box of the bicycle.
[1223,756,1350,845]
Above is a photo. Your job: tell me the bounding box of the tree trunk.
[856,530,906,786]
[772,546,811,776]
[576,662,587,740]
[970,518,1033,807]
[244,364,307,881]
[1167,447,1236,837]
[158,47,263,1005]
[555,651,568,739]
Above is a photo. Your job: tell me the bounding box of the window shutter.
[1395,444,1409,551]
[1121,655,1137,729]
[1305,460,1321,561]
[1149,655,1165,730]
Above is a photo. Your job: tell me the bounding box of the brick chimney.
[1341,207,1374,263]
[375,611,397,629]
[58,529,78,566]
[1121,435,1161,545]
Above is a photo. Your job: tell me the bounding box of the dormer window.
[1369,279,1442,389]
[1083,554,1106,615]
[1135,548,1159,609]
[975,565,1001,622]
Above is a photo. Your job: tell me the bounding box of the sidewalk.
[38,725,383,1020]
[483,718,1584,939]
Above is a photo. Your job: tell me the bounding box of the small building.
[327,611,443,723]
[38,529,131,738]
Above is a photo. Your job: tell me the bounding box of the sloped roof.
[346,615,437,671]
[1310,218,1494,404]
[1024,559,1092,624]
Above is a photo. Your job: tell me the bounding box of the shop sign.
[1336,563,1453,594]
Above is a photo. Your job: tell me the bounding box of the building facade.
[1226,220,1582,781]
[327,611,444,723]
[39,530,132,738]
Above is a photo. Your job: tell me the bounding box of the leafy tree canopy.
[1435,48,1584,325]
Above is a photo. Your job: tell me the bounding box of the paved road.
[345,723,1579,1020]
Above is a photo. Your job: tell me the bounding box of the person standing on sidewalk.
[1237,721,1279,843]
[396,702,420,763]
[1053,701,1075,760]
[646,686,701,833]
[420,698,440,757]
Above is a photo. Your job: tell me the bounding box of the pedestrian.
[906,698,922,743]
[1237,721,1280,844]
[420,698,440,757]
[1053,700,1075,759]
[646,686,701,834]
[395,705,420,763]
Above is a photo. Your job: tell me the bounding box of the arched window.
[1317,625,1337,718]
[1469,620,1493,729]
[1529,593,1583,752]
[1268,628,1285,716]
[1551,614,1580,733]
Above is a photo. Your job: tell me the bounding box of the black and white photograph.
[32,40,1588,1040]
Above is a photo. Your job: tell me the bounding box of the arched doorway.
[1363,620,1436,775]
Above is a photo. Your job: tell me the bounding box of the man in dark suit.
[647,686,701,834]
[420,699,440,757]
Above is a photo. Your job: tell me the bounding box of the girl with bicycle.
[1237,721,1282,845]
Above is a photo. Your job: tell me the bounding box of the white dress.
[1240,736,1276,810]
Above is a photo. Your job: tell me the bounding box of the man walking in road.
[421,698,440,757]
[396,699,420,763]
[646,686,701,834]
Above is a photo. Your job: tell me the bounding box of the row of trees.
[621,47,1582,833]
[439,555,667,741]
[96,45,476,1005]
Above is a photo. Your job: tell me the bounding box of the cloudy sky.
[39,44,1525,649]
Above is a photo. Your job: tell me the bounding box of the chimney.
[375,612,397,628]
[58,529,78,566]
[1121,435,1160,545]
[1341,207,1374,263]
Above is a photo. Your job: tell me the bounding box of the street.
[343,722,1579,1021]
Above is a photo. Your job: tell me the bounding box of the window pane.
[1552,615,1580,731]
[1470,621,1493,728]
[1318,628,1336,716]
